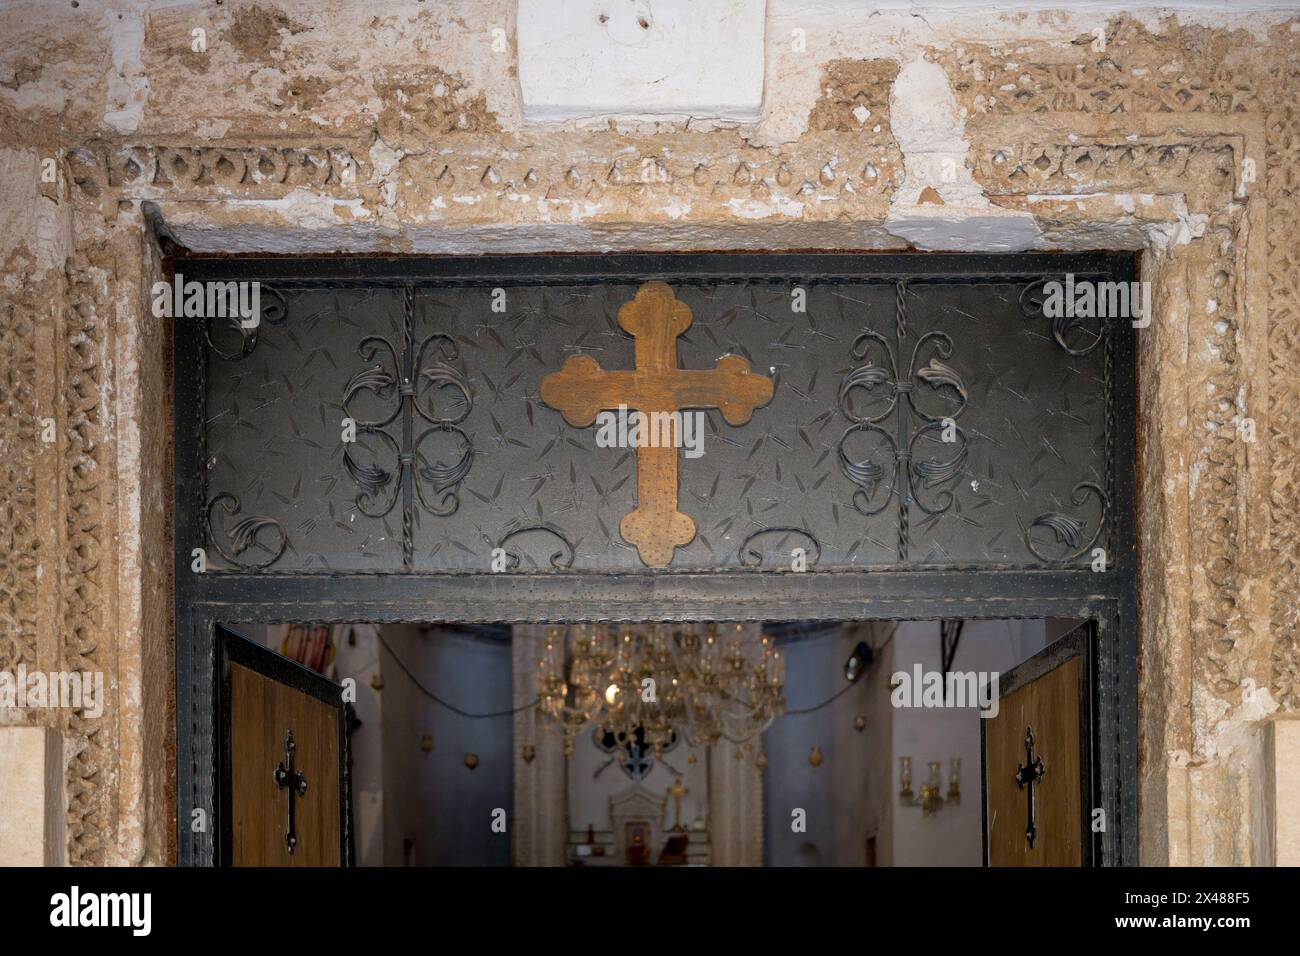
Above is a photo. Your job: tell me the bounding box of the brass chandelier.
[536,622,785,756]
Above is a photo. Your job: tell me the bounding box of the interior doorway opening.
[180,250,1136,867]
[222,616,1089,867]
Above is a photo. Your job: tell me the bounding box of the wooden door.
[217,626,351,866]
[982,622,1096,866]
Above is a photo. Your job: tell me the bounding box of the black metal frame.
[979,620,1099,866]
[215,625,353,866]
[174,252,1139,867]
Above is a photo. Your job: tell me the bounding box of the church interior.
[235,617,1080,866]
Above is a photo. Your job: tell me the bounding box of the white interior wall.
[762,618,1067,866]
[337,624,384,868]
[763,624,880,866]
[888,619,1048,866]
[379,624,512,866]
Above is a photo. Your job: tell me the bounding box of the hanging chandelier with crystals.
[536,622,785,755]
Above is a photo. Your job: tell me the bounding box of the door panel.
[982,623,1095,866]
[218,626,351,866]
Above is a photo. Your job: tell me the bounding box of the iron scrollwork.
[342,288,475,567]
[1018,275,1109,356]
[491,524,576,570]
[836,282,969,562]
[1025,481,1109,564]
[204,492,288,570]
[738,527,822,569]
[204,285,288,361]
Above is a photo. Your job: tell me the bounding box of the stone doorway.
[3,7,1292,868]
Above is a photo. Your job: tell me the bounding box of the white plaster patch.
[884,57,1041,250]
[882,210,1044,251]
[196,190,370,231]
[102,9,148,134]
[1201,679,1279,764]
[367,139,406,180]
[1146,194,1210,249]
[195,119,234,141]
[726,195,805,220]
[517,0,765,121]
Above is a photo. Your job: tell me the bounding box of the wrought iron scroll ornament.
[341,286,475,567]
[738,527,822,569]
[1018,275,1109,356]
[204,285,288,362]
[491,524,576,570]
[1026,481,1109,564]
[203,492,288,570]
[836,281,968,562]
[1017,278,1113,564]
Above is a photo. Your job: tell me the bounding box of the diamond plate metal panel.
[189,256,1128,574]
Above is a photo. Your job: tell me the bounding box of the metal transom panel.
[174,252,1138,866]
[179,252,1134,575]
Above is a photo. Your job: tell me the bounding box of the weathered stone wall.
[0,0,1296,865]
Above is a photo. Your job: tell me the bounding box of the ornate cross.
[1014,725,1046,849]
[541,281,775,567]
[273,729,309,855]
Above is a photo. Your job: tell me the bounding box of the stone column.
[510,624,567,865]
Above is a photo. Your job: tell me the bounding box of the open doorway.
[221,616,1089,866]
[179,251,1137,867]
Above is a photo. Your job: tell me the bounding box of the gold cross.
[541,281,775,567]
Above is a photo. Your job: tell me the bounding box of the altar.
[568,783,711,866]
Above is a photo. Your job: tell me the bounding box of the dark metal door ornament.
[837,281,969,562]
[1017,275,1109,356]
[202,285,289,362]
[341,284,474,568]
[189,257,1128,575]
[203,492,289,571]
[1015,725,1046,849]
[273,729,309,855]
